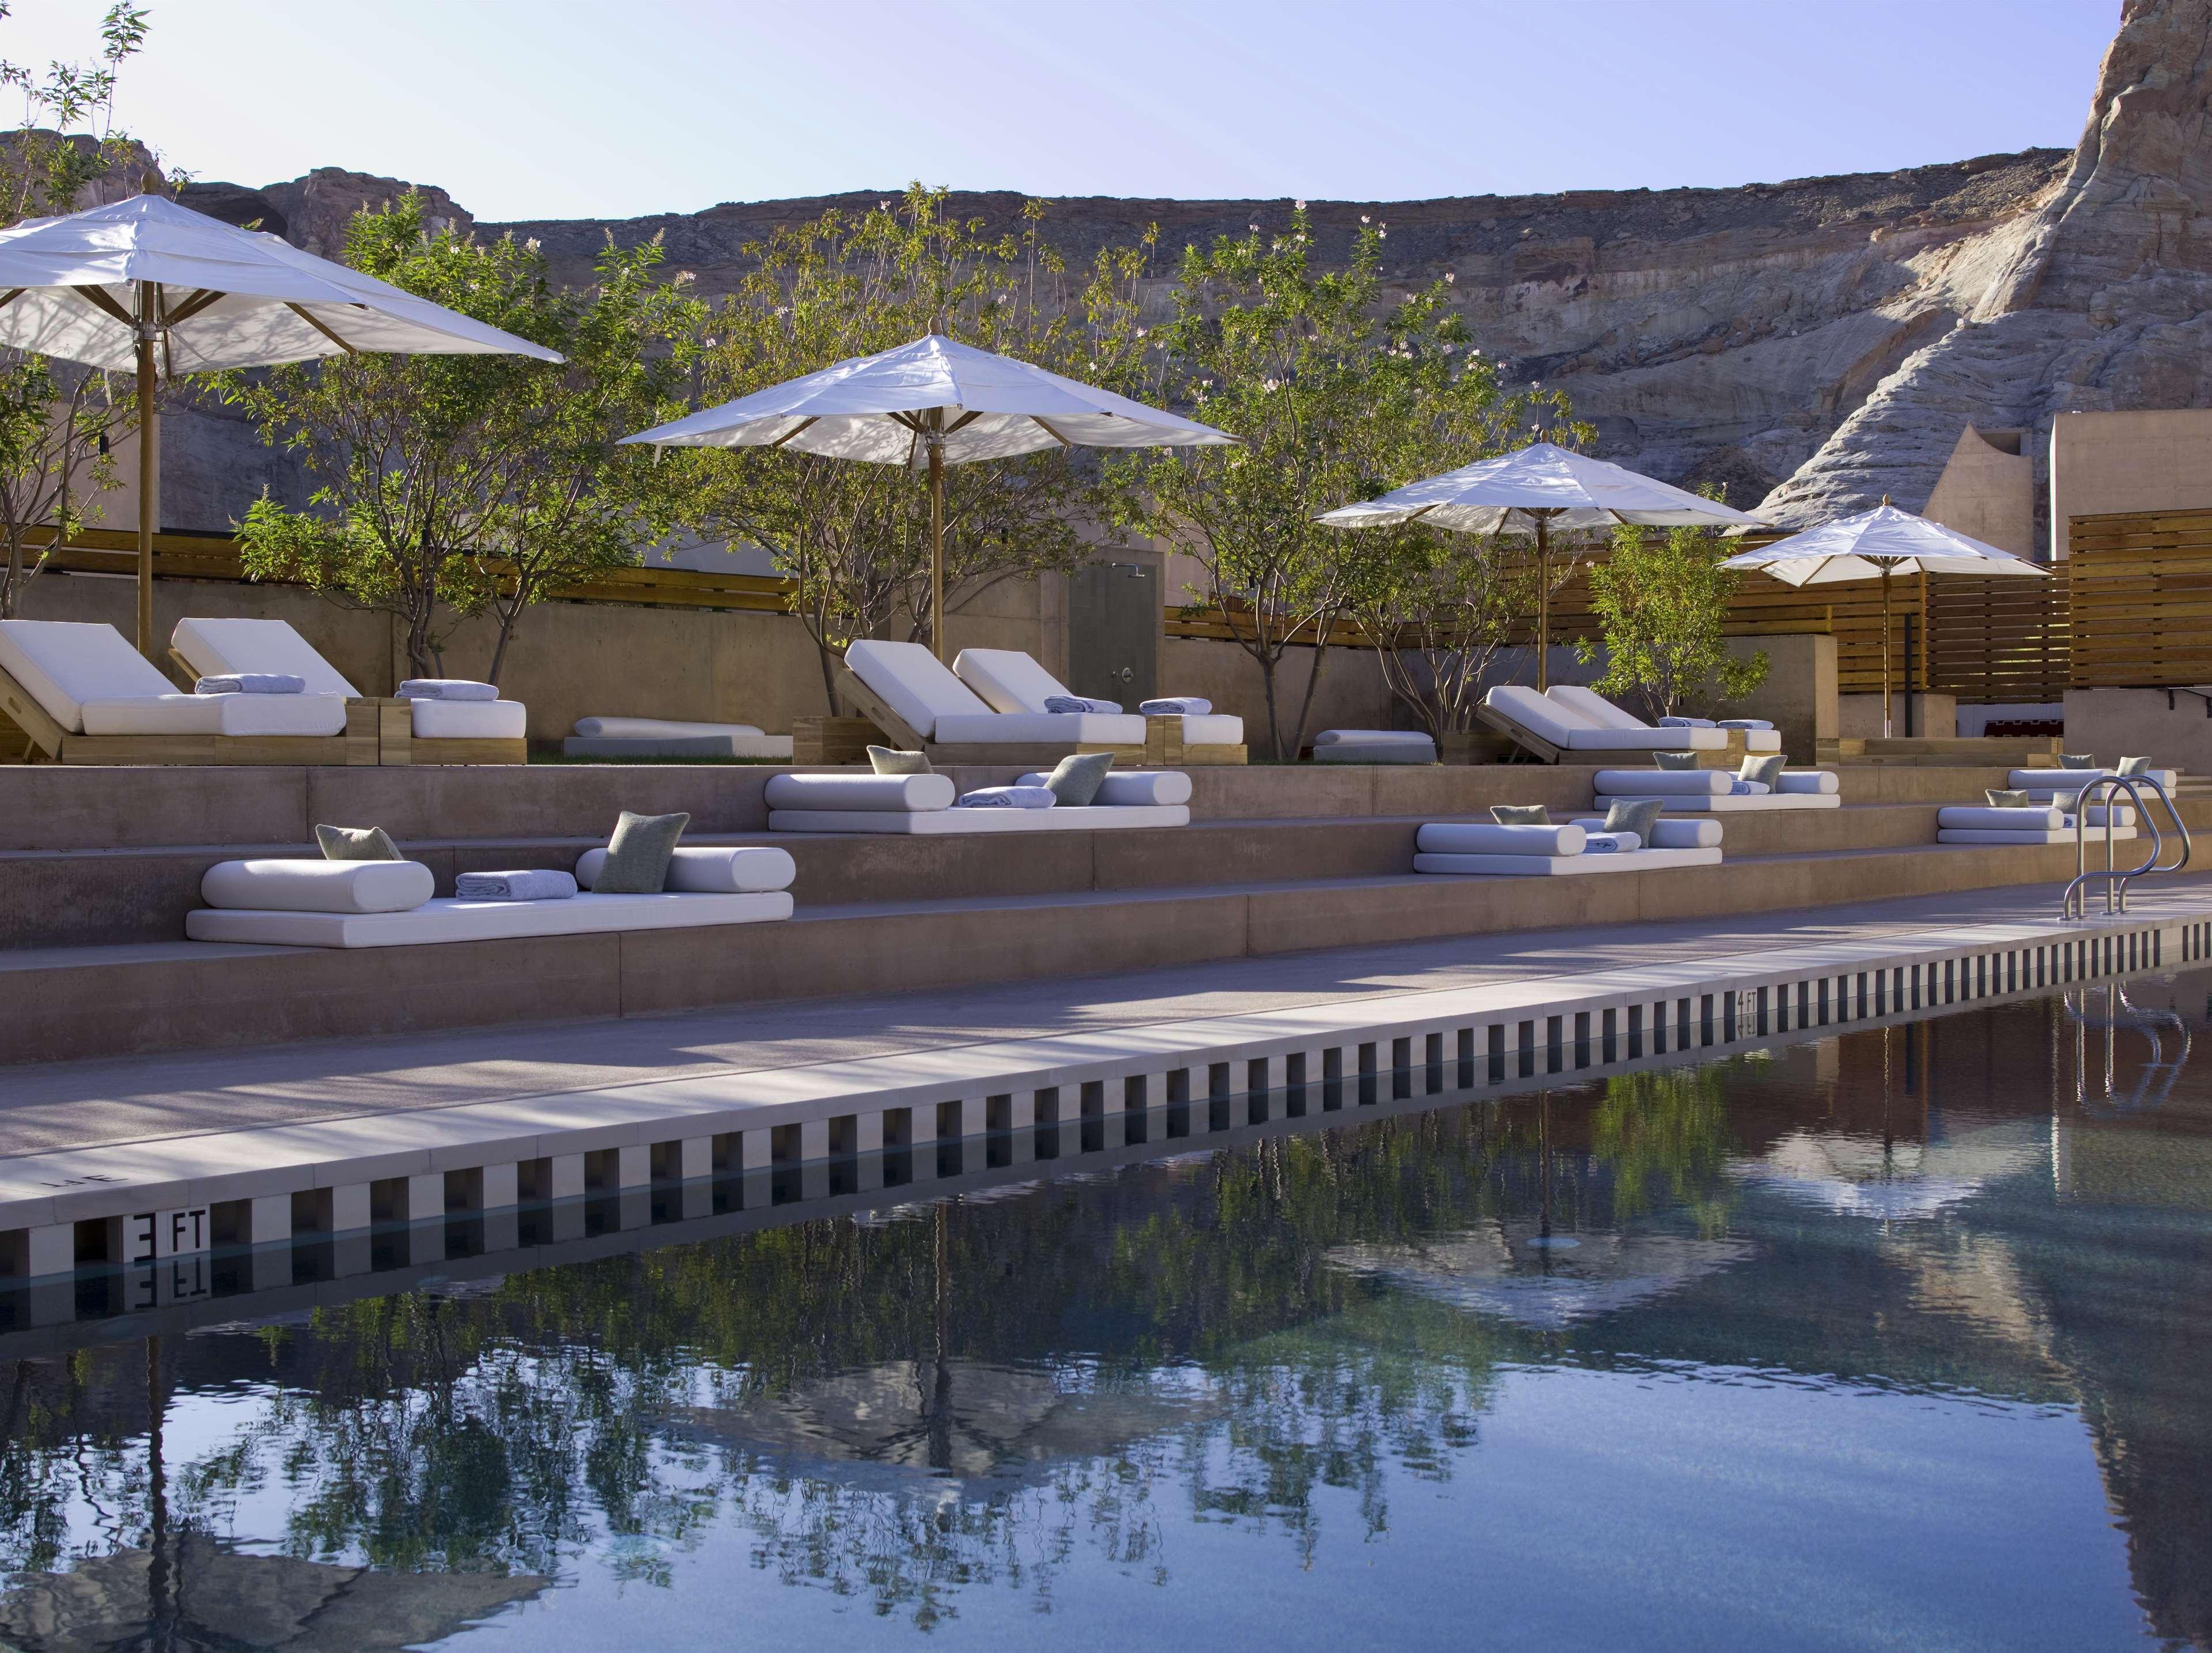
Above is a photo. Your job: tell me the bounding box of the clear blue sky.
[14,1,2120,221]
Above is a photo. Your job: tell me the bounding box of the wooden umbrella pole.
[135,280,158,657]
[928,434,947,664]
[1535,511,1551,692]
[1881,565,1893,739]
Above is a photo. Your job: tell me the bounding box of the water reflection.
[3,977,2210,1649]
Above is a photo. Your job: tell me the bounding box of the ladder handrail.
[2061,774,2190,918]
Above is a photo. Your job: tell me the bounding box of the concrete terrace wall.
[2050,410,2212,559]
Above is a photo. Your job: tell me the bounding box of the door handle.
[1117,667,1133,682]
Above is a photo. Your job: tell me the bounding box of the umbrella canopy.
[623,332,1234,659]
[1718,502,2051,587]
[1720,502,2049,735]
[0,190,563,653]
[1317,441,1765,689]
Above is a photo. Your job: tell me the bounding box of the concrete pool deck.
[6,870,2212,1285]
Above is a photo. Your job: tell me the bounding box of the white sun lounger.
[1547,683,1782,752]
[1478,685,1727,765]
[1937,804,2139,845]
[953,646,1246,765]
[834,640,1145,765]
[2006,766,2179,801]
[0,618,358,765]
[763,769,1190,833]
[1412,814,1723,875]
[171,616,525,765]
[563,717,794,760]
[1593,768,1842,812]
[185,845,796,947]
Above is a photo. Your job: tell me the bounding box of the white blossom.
[1294,198,1307,210]
[1360,214,1370,224]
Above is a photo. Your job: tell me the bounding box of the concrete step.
[2,835,2199,1066]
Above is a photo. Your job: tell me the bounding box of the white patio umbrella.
[1317,441,1765,689]
[1721,501,2050,737]
[622,332,1235,661]
[0,188,564,655]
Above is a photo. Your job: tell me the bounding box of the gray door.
[1068,561,1158,705]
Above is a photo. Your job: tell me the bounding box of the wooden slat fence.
[2066,510,2212,689]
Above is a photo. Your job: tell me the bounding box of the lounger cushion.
[202,858,434,913]
[1938,828,2138,845]
[80,691,348,737]
[1167,713,1245,746]
[951,648,1077,716]
[931,710,1145,744]
[1568,727,1723,750]
[1570,815,1723,849]
[1545,684,1648,732]
[1485,686,1727,750]
[576,844,796,892]
[1742,729,1783,752]
[1594,791,1840,814]
[1314,728,1435,747]
[1019,770,1193,806]
[845,640,995,742]
[1413,846,1723,876]
[1776,771,1840,795]
[409,698,527,739]
[171,617,361,698]
[767,805,1188,834]
[763,772,956,812]
[1417,822,1588,856]
[573,716,765,739]
[1592,769,1731,796]
[0,619,185,733]
[1313,740,1436,765]
[2008,767,2177,793]
[187,890,793,948]
[1937,806,2067,830]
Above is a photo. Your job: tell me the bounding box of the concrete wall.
[2063,687,2212,771]
[1727,633,1836,759]
[1840,691,1957,739]
[1923,423,2035,556]
[2050,408,2212,559]
[1159,636,1395,756]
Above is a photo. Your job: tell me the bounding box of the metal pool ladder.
[2061,775,2191,918]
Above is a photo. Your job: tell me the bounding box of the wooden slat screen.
[1926,575,2068,703]
[2066,510,2212,689]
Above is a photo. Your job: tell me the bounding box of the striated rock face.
[1763,0,2212,534]
[155,1,2206,541]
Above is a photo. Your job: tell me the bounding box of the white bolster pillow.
[1776,770,1840,795]
[201,858,434,914]
[575,844,797,892]
[1938,805,2067,830]
[762,772,955,812]
[1572,816,1722,849]
[1016,769,1193,806]
[1591,769,1732,795]
[1416,822,1586,856]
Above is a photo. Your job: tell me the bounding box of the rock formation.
[155,0,2205,540]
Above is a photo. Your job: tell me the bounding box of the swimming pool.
[3,973,2208,1650]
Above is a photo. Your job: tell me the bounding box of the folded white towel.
[1729,780,1772,795]
[953,785,1057,810]
[1582,831,1638,853]
[396,679,500,702]
[454,868,577,901]
[1043,694,1121,714]
[195,673,305,695]
[1718,718,1774,731]
[1140,697,1212,716]
[1658,716,1717,728]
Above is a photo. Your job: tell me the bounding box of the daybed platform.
[1594,769,1841,812]
[1412,815,1723,876]
[762,769,1192,834]
[1478,685,1733,767]
[1936,804,2139,845]
[564,717,793,760]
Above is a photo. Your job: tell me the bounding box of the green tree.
[1579,517,1768,720]
[1113,207,1560,759]
[224,194,702,682]
[668,186,1151,708]
[0,1,148,618]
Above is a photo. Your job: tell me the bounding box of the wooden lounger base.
[1144,714,1246,766]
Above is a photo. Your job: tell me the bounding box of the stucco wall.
[2063,687,2212,773]
[2050,409,2212,559]
[1923,424,2035,557]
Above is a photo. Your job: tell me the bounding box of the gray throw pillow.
[595,810,690,893]
[1491,804,1549,824]
[1043,750,1115,806]
[1740,753,1786,787]
[2116,755,2153,777]
[1602,798,1663,841]
[1653,750,1701,770]
[1985,789,2031,808]
[2058,753,2097,769]
[868,745,932,775]
[316,823,400,861]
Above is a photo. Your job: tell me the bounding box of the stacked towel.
[1727,780,1772,796]
[1139,697,1212,716]
[1043,694,1122,714]
[396,679,500,702]
[1581,831,1638,853]
[455,869,577,901]
[194,673,305,695]
[1658,716,1717,728]
[953,785,1057,810]
[1718,718,1775,731]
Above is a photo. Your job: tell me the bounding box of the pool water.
[4,975,2210,1651]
